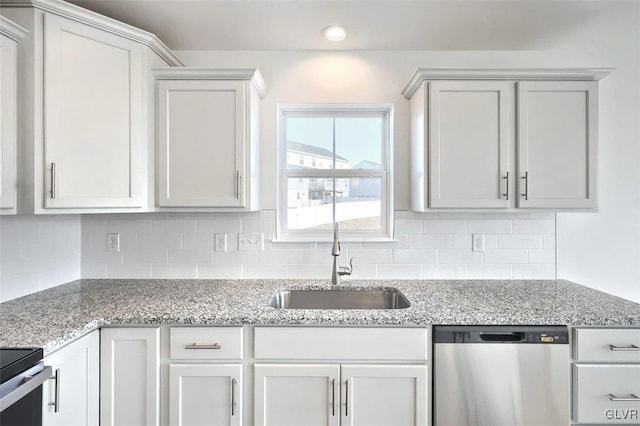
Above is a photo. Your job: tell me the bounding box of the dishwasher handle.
[479,332,525,342]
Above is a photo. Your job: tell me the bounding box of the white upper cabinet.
[154,69,267,211]
[44,14,143,209]
[404,68,611,211]
[428,81,510,208]
[517,81,598,208]
[1,0,182,214]
[0,17,25,215]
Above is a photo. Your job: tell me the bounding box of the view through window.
[278,106,392,240]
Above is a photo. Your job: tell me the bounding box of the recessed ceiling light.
[322,25,347,42]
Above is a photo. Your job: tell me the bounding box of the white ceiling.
[67,0,619,50]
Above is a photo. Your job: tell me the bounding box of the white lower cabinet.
[254,364,340,426]
[169,364,242,426]
[254,363,427,426]
[572,327,640,425]
[42,331,99,426]
[341,365,427,426]
[100,327,160,426]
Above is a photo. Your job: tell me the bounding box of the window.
[277,104,393,241]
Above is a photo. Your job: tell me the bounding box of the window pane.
[336,177,382,230]
[286,117,333,170]
[335,117,383,170]
[287,178,334,230]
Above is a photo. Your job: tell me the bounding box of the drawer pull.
[609,344,640,351]
[184,343,221,350]
[609,393,640,401]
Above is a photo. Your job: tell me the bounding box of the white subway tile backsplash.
[377,264,422,279]
[394,249,438,264]
[169,249,213,265]
[395,219,422,233]
[423,264,468,279]
[76,210,557,282]
[259,249,303,265]
[452,234,472,249]
[406,234,453,249]
[468,264,512,279]
[153,264,197,279]
[512,264,556,279]
[512,219,555,234]
[197,264,242,279]
[497,234,543,249]
[348,249,393,264]
[528,249,556,264]
[438,249,483,264]
[484,249,528,264]
[468,220,511,234]
[243,264,288,279]
[423,219,467,234]
[107,263,152,279]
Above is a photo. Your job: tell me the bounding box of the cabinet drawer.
[575,328,640,362]
[170,327,243,360]
[574,364,640,424]
[254,327,427,361]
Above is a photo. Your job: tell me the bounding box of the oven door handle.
[0,365,52,413]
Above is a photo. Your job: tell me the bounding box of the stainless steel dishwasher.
[433,325,570,426]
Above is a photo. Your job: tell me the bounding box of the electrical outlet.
[472,234,485,252]
[214,233,227,252]
[238,232,264,251]
[107,233,120,253]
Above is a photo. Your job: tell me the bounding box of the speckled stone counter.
[1,279,639,352]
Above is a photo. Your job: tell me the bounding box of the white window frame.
[276,104,394,242]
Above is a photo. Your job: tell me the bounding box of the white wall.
[0,215,81,302]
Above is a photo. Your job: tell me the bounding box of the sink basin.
[269,287,411,310]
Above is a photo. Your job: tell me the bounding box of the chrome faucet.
[331,223,353,285]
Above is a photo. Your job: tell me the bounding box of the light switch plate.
[238,232,264,251]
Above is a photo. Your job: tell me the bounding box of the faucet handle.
[338,257,353,276]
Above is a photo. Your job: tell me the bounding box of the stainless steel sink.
[269,287,411,310]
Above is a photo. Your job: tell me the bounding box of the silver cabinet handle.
[184,343,221,350]
[521,171,529,200]
[502,171,509,200]
[50,163,56,199]
[236,171,240,199]
[609,344,640,351]
[231,378,236,416]
[609,394,640,401]
[48,368,60,413]
[345,379,349,417]
[331,378,336,416]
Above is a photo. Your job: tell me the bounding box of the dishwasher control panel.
[434,325,569,344]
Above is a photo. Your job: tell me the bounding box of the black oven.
[0,348,51,426]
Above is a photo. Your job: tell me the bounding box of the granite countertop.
[1,279,639,353]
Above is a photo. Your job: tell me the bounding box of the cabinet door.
[429,81,510,208]
[254,363,340,426]
[44,14,143,209]
[42,331,99,426]
[341,365,427,426]
[0,32,17,213]
[169,364,242,426]
[517,81,597,208]
[157,80,246,208]
[101,328,160,426]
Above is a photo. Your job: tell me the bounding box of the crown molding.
[0,0,183,66]
[153,68,269,99]
[402,68,615,99]
[0,15,28,41]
